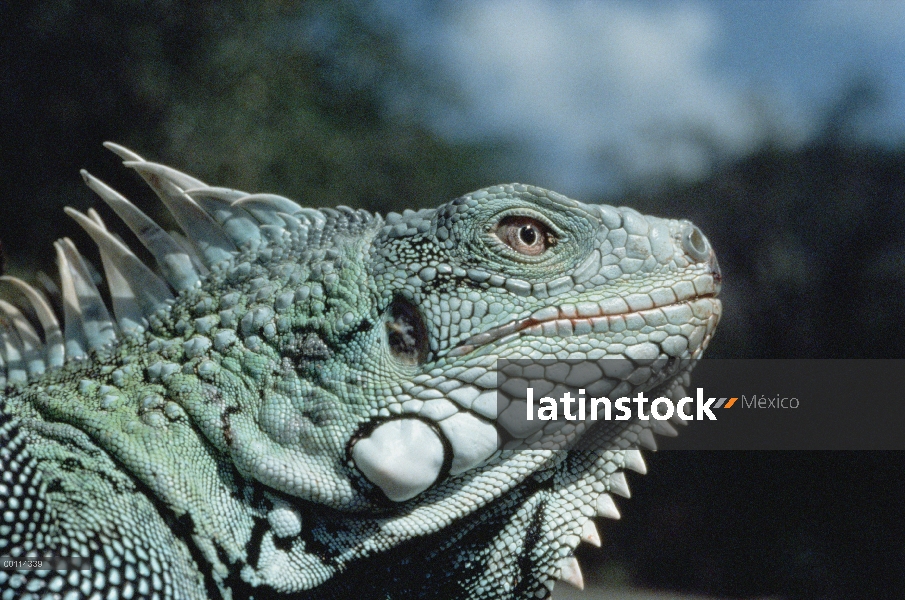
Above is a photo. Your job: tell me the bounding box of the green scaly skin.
[0,149,721,599]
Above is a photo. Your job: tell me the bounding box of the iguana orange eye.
[494,216,556,256]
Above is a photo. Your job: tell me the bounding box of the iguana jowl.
[0,144,721,599]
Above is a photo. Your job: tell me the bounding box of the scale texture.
[0,145,721,599]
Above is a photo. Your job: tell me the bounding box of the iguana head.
[352,184,721,496]
[2,146,720,597]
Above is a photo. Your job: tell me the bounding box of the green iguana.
[0,144,721,599]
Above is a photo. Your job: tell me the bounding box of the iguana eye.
[494,216,556,256]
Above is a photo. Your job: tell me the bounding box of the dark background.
[2,2,903,598]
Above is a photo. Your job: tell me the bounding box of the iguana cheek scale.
[0,144,720,599]
[350,416,447,501]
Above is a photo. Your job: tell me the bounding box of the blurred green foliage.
[4,0,905,361]
[1,0,492,274]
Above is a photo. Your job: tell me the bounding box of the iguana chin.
[0,144,721,599]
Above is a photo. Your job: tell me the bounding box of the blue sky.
[380,0,905,196]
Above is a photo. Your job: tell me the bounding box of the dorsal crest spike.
[103,141,145,162]
[0,276,65,368]
[81,170,201,291]
[121,162,238,266]
[121,159,208,192]
[185,186,247,202]
[54,240,88,360]
[0,299,33,384]
[188,189,262,247]
[65,207,174,334]
[232,193,305,225]
[0,299,44,378]
[56,238,118,354]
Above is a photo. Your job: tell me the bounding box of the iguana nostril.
[682,224,710,261]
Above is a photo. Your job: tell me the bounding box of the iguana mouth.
[449,285,721,357]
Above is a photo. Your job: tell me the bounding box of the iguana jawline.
[451,293,719,356]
